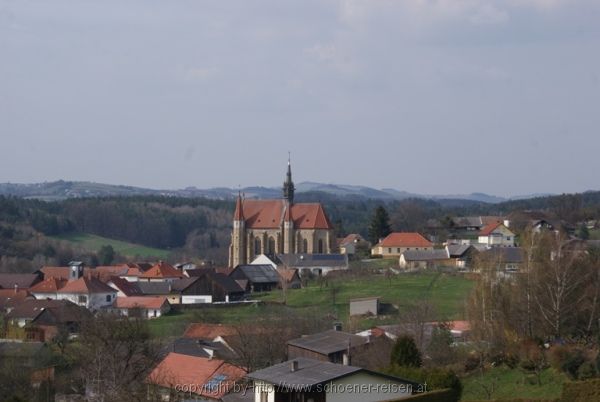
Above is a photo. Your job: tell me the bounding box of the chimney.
[290,360,298,372]
[13,283,17,294]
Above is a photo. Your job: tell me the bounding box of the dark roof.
[275,254,348,268]
[137,281,172,295]
[170,277,200,292]
[247,358,359,386]
[211,273,244,294]
[287,329,368,355]
[6,299,78,320]
[168,338,237,360]
[482,247,525,264]
[402,249,449,261]
[0,273,41,289]
[446,244,473,257]
[232,265,280,284]
[32,301,90,325]
[107,276,143,296]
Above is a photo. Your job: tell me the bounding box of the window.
[506,237,511,241]
[388,248,392,253]
[78,295,87,304]
[260,392,268,402]
[268,237,276,255]
[397,248,401,253]
[303,239,308,253]
[254,238,262,255]
[318,239,324,253]
[106,295,111,302]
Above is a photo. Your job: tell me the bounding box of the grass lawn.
[461,366,567,401]
[51,232,170,259]
[590,229,600,240]
[149,272,474,338]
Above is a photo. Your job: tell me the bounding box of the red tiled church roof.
[379,233,432,248]
[238,199,333,230]
[57,276,116,294]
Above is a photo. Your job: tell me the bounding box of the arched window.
[268,237,276,255]
[318,239,324,253]
[303,239,308,253]
[254,238,262,255]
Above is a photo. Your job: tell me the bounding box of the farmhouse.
[371,233,433,258]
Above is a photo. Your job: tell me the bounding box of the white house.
[55,264,117,310]
[112,296,170,319]
[478,222,515,248]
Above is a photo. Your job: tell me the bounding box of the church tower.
[283,157,295,253]
[229,193,246,268]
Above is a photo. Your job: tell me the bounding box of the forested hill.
[0,190,599,272]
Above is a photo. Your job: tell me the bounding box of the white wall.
[58,292,116,310]
[181,295,212,304]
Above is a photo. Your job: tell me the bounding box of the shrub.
[391,335,423,368]
[385,365,462,402]
[577,361,597,380]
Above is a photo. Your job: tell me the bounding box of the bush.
[385,365,462,402]
[391,335,422,368]
[561,349,586,379]
[559,378,600,401]
[577,361,597,380]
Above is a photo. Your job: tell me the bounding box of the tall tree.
[368,205,392,244]
[390,335,422,368]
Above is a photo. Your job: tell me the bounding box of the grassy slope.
[51,233,170,259]
[148,272,474,338]
[461,366,567,401]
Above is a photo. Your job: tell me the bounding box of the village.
[1,164,599,402]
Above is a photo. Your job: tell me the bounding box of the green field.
[51,233,170,259]
[461,366,567,401]
[148,272,474,338]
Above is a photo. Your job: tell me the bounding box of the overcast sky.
[1,0,599,197]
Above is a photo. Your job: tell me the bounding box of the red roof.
[479,222,504,236]
[113,296,168,309]
[140,261,184,279]
[340,234,364,246]
[379,233,432,248]
[29,277,67,293]
[183,323,238,339]
[233,194,244,221]
[147,353,246,399]
[0,289,31,309]
[57,276,116,294]
[238,199,332,230]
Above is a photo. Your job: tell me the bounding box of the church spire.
[283,153,295,204]
[233,191,244,221]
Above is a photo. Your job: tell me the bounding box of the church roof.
[238,199,332,230]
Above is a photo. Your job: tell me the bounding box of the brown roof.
[148,353,246,399]
[0,289,31,310]
[57,276,116,294]
[29,277,67,293]
[277,268,299,283]
[107,276,143,296]
[339,234,366,246]
[480,222,505,236]
[0,273,41,289]
[113,296,168,309]
[5,299,70,320]
[379,233,433,248]
[140,261,185,279]
[183,323,238,339]
[40,266,99,281]
[237,199,333,230]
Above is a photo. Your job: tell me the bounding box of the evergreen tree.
[97,245,115,266]
[368,205,392,244]
[391,335,422,368]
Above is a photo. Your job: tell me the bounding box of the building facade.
[228,162,335,267]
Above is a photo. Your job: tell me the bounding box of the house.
[112,296,170,319]
[0,273,42,290]
[450,216,504,232]
[229,161,335,268]
[277,268,302,289]
[94,263,143,282]
[287,328,370,365]
[139,261,185,283]
[229,264,280,292]
[171,272,245,304]
[29,277,68,300]
[30,300,91,341]
[480,247,525,273]
[5,299,88,333]
[137,281,172,298]
[399,249,451,269]
[147,352,246,401]
[349,297,379,317]
[371,233,433,258]
[55,273,117,310]
[338,234,371,255]
[275,253,349,277]
[247,358,416,402]
[0,288,32,312]
[167,337,238,361]
[106,276,144,297]
[478,223,516,248]
[446,244,478,269]
[359,320,471,345]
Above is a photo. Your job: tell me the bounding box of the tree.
[391,335,422,368]
[97,245,115,265]
[368,206,392,244]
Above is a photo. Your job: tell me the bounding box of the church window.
[318,239,324,253]
[303,239,308,253]
[254,238,262,255]
[268,237,276,255]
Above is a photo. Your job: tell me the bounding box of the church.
[228,162,335,268]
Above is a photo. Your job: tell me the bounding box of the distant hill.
[0,180,540,204]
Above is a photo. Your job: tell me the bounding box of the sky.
[1,0,599,197]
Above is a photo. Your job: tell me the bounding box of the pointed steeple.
[233,192,244,221]
[283,154,295,204]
